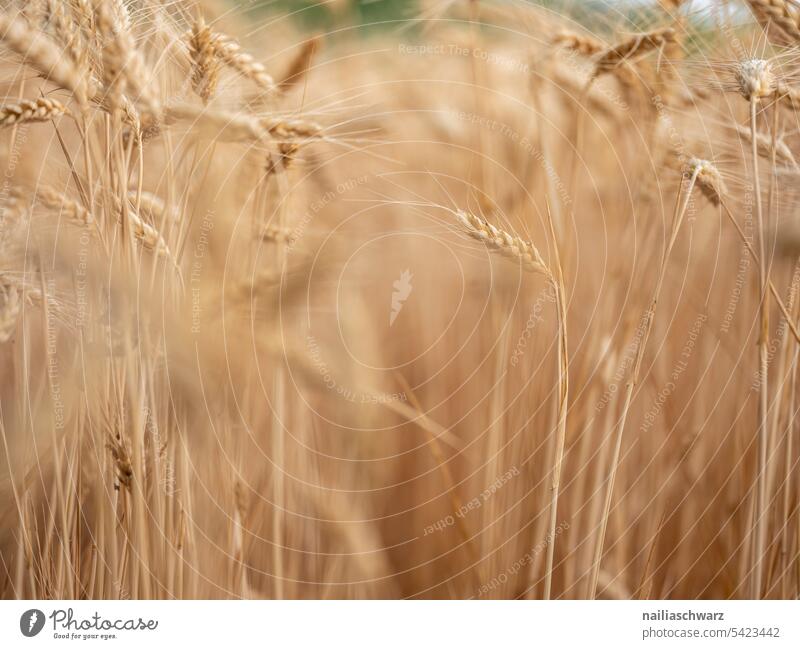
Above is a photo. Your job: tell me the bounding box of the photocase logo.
[20,609,45,637]
[390,269,413,326]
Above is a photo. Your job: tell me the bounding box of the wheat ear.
[456,210,550,277]
[746,0,800,42]
[0,11,90,105]
[211,32,276,94]
[0,98,68,127]
[593,27,676,77]
[188,18,220,104]
[34,186,94,226]
[552,29,604,56]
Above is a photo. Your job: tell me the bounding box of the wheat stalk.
[687,158,800,346]
[733,57,774,599]
[588,162,698,598]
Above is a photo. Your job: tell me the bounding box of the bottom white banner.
[0,600,797,648]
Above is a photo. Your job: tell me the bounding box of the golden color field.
[1,0,800,599]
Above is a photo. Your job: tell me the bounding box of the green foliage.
[262,0,420,31]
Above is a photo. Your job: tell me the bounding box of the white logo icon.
[390,269,413,326]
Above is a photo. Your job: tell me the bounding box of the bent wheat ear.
[0,11,90,105]
[593,27,675,77]
[95,0,160,116]
[0,98,67,127]
[165,104,267,142]
[34,186,94,226]
[746,0,800,42]
[552,29,604,56]
[456,210,549,276]
[211,32,276,94]
[277,36,319,92]
[0,283,20,343]
[774,80,800,110]
[128,190,179,223]
[261,116,322,139]
[733,123,797,169]
[685,157,724,206]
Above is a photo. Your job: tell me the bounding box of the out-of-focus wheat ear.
[733,123,798,169]
[0,11,91,106]
[34,185,94,227]
[106,431,133,491]
[259,225,296,245]
[659,0,688,10]
[0,98,68,127]
[188,18,220,104]
[552,29,604,56]
[592,27,676,78]
[210,32,276,95]
[128,190,179,223]
[0,282,21,344]
[775,80,800,110]
[164,103,267,143]
[260,116,323,139]
[265,142,300,176]
[128,211,171,256]
[95,0,160,117]
[277,36,320,92]
[455,210,551,277]
[746,0,800,43]
[48,0,86,70]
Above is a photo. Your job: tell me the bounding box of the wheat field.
[1,0,800,600]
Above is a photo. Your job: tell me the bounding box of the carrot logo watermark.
[390,269,413,326]
[20,609,45,637]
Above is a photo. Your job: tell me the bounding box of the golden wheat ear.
[0,98,68,127]
[455,210,550,277]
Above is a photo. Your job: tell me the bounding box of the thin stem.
[587,169,698,599]
[543,201,569,600]
[751,96,769,600]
